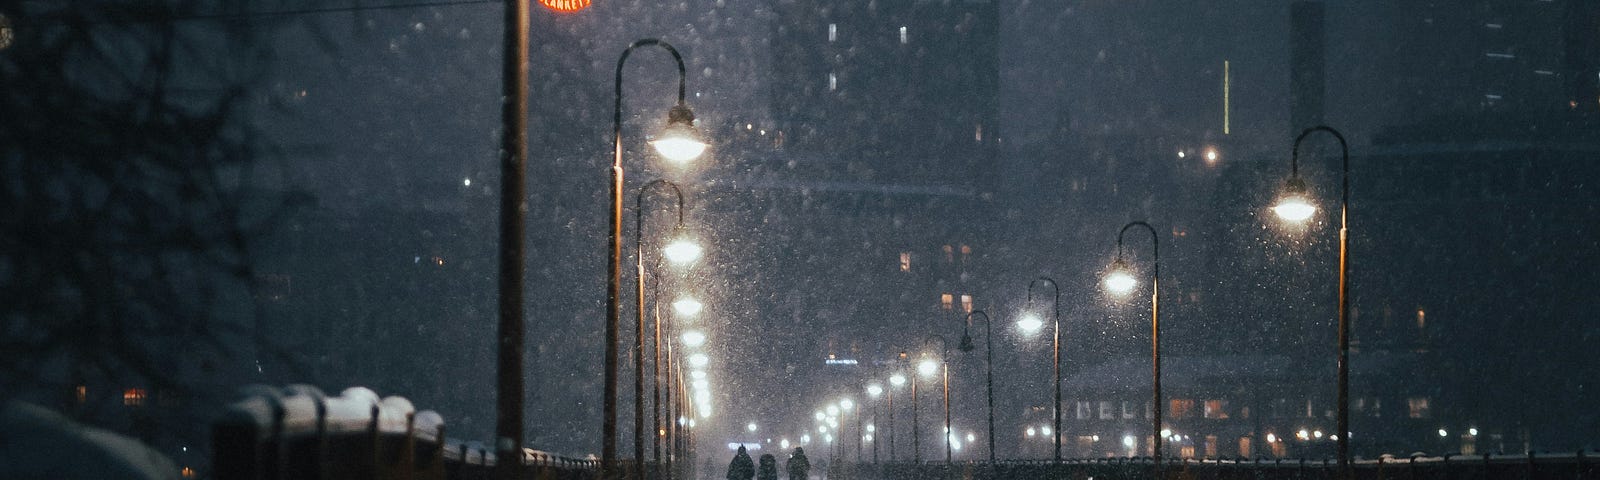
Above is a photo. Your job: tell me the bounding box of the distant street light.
[959,310,997,462]
[868,381,885,465]
[1103,221,1161,474]
[922,335,952,464]
[662,237,703,265]
[1025,277,1063,463]
[889,352,908,462]
[635,179,689,480]
[680,330,707,348]
[603,38,706,480]
[672,298,703,318]
[1270,125,1353,478]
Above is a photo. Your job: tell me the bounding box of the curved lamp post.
[921,334,952,464]
[1271,125,1352,478]
[958,310,996,462]
[1103,221,1161,472]
[1025,277,1062,463]
[888,353,907,462]
[636,179,695,480]
[604,38,707,480]
[866,382,884,463]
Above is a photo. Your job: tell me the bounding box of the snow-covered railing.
[213,384,602,480]
[212,385,447,480]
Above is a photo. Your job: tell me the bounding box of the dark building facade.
[1390,0,1600,117]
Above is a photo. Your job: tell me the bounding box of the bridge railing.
[832,451,1599,480]
[212,385,605,480]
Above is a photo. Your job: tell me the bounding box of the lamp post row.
[493,28,1352,476]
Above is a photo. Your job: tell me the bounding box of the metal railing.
[212,385,605,480]
[830,452,1600,480]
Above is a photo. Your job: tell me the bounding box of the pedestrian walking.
[758,454,779,480]
[726,445,755,480]
[785,447,810,480]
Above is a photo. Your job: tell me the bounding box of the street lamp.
[1103,221,1161,472]
[635,179,691,480]
[604,38,706,480]
[494,4,530,479]
[1270,125,1353,478]
[866,383,883,463]
[1025,277,1063,463]
[959,310,996,462]
[841,398,859,462]
[922,335,952,464]
[888,365,906,462]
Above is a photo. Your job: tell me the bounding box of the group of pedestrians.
[725,445,809,480]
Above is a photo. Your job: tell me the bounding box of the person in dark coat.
[757,453,779,480]
[726,445,755,480]
[785,447,810,480]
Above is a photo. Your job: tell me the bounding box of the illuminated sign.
[539,0,591,12]
[824,358,858,365]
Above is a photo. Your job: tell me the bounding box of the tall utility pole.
[494,1,530,480]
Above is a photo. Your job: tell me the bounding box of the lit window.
[1407,397,1431,418]
[940,294,953,310]
[75,385,87,404]
[942,245,954,263]
[899,252,911,272]
[828,23,837,42]
[960,294,973,313]
[1416,309,1426,330]
[1169,399,1195,419]
[1075,401,1092,420]
[1121,401,1137,419]
[828,72,837,91]
[1204,399,1230,419]
[1099,401,1115,420]
[123,388,147,407]
[974,124,983,142]
[899,26,908,44]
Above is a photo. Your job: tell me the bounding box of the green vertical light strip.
[1224,60,1231,135]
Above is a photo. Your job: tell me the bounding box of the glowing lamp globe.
[663,238,703,265]
[889,374,907,386]
[673,298,703,317]
[680,330,707,348]
[650,105,707,163]
[1103,261,1138,295]
[1273,177,1317,222]
[866,384,884,397]
[916,358,939,378]
[1016,313,1044,335]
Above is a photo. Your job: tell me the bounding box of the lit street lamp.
[1025,277,1062,463]
[888,363,907,462]
[921,335,952,464]
[1271,125,1353,478]
[635,179,691,480]
[866,383,883,463]
[1103,221,1161,473]
[958,310,996,462]
[603,38,707,480]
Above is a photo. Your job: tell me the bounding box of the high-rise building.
[1391,0,1599,117]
